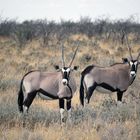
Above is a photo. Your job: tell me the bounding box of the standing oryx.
[80,41,140,106]
[18,45,78,123]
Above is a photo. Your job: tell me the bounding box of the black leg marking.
[87,83,97,103]
[59,99,66,123]
[117,91,123,101]
[23,90,37,108]
[59,99,64,109]
[66,100,71,110]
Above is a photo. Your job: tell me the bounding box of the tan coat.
[23,71,77,99]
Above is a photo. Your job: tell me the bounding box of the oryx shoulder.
[81,65,94,76]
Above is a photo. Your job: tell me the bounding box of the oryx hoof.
[60,109,68,125]
[117,101,123,107]
[85,97,89,104]
[62,117,67,123]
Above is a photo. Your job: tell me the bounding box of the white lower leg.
[60,108,67,123]
[23,105,28,114]
[67,108,72,123]
[85,98,88,104]
[117,101,122,106]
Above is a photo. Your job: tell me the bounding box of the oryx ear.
[54,65,60,70]
[122,58,128,63]
[73,66,79,71]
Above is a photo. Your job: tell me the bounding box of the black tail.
[80,74,85,106]
[18,78,24,112]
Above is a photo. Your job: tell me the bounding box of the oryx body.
[18,70,76,117]
[80,41,140,106]
[22,70,76,100]
[80,63,135,105]
[18,45,78,124]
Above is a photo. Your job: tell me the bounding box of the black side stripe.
[97,82,126,93]
[38,88,58,99]
[97,83,116,92]
[67,84,72,94]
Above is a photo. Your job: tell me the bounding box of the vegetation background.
[0,17,140,140]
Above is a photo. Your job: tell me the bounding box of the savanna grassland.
[0,18,140,140]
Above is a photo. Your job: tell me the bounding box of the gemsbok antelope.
[80,41,140,106]
[18,45,78,123]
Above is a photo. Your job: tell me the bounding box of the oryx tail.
[18,71,36,112]
[80,74,84,106]
[18,78,24,112]
[79,65,95,106]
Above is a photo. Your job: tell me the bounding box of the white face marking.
[62,79,68,85]
[134,61,138,66]
[62,68,65,73]
[130,61,133,66]
[66,68,70,72]
[62,68,70,73]
[130,71,136,77]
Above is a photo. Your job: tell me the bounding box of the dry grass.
[0,36,140,140]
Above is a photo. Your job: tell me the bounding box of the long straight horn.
[123,31,133,60]
[69,46,79,67]
[137,51,140,60]
[61,45,65,67]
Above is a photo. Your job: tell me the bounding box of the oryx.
[80,40,140,106]
[18,45,78,123]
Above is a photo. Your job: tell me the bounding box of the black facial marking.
[131,63,135,71]
[62,67,70,81]
[130,60,138,74]
[63,71,67,79]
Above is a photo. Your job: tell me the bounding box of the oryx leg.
[66,100,72,123]
[117,90,123,105]
[86,83,97,104]
[23,90,37,113]
[59,99,67,124]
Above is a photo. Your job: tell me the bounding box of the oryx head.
[122,32,140,78]
[54,45,78,86]
[122,53,140,78]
